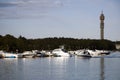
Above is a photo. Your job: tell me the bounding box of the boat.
[75,50,91,57]
[52,48,71,57]
[0,50,18,58]
[87,50,101,57]
[22,51,36,58]
[39,50,53,57]
[4,53,18,58]
[0,51,5,58]
[32,50,42,57]
[95,50,110,55]
[87,49,110,57]
[44,51,53,57]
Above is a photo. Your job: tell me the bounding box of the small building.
[116,44,120,50]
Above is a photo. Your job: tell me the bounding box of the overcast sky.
[0,0,120,41]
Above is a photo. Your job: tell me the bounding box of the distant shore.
[0,34,118,52]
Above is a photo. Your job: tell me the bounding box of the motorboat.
[0,51,5,58]
[40,50,53,57]
[95,50,110,55]
[87,49,110,57]
[0,50,18,58]
[3,53,18,58]
[75,50,91,57]
[32,50,42,57]
[44,51,53,57]
[87,50,101,57]
[22,51,36,58]
[52,48,71,57]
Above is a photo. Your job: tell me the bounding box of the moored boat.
[22,51,36,58]
[95,50,110,55]
[4,53,18,58]
[52,48,71,57]
[0,51,5,58]
[87,49,110,57]
[75,50,91,57]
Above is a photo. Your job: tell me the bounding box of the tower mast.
[100,11,105,40]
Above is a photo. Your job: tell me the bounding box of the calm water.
[0,51,120,80]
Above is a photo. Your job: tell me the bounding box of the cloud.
[0,0,64,19]
[0,2,17,7]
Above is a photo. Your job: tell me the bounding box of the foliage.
[0,34,116,52]
[116,41,120,44]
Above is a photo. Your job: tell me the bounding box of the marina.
[0,0,119,80]
[0,49,111,58]
[0,51,120,80]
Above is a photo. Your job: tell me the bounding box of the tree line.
[0,34,116,52]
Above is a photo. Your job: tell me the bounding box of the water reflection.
[0,58,25,80]
[100,58,105,80]
[0,52,120,80]
[53,57,69,65]
[50,57,69,79]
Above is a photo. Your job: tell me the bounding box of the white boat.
[0,51,5,58]
[22,51,36,58]
[45,51,53,57]
[31,50,53,57]
[87,50,101,57]
[87,49,110,57]
[75,50,91,57]
[4,53,18,58]
[95,50,110,55]
[52,49,71,57]
[0,50,18,58]
[40,50,53,57]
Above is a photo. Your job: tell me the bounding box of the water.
[0,51,120,80]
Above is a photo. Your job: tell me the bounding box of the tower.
[100,11,105,40]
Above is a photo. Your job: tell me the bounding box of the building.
[100,11,105,40]
[116,44,120,50]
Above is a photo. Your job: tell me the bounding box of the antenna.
[101,10,103,14]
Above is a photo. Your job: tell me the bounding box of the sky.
[0,0,120,41]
